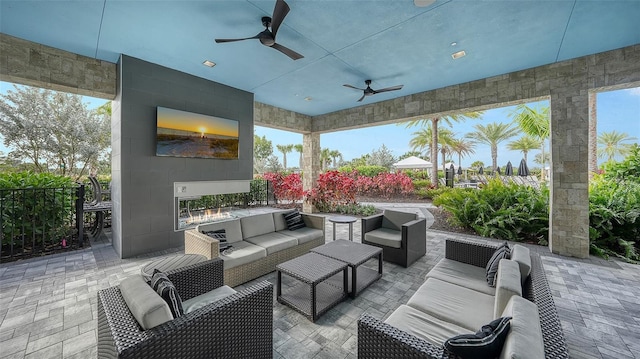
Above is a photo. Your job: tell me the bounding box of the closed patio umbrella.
[518,159,530,176]
[478,166,484,175]
[496,166,501,175]
[505,161,513,176]
[457,166,462,175]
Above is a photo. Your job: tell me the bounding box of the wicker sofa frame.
[184,213,325,287]
[357,238,569,359]
[97,258,273,359]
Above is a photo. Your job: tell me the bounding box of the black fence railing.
[0,185,82,263]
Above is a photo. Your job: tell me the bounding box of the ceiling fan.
[343,80,404,102]
[214,0,303,60]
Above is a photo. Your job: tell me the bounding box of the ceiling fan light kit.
[214,0,304,60]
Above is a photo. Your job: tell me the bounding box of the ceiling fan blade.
[373,85,403,93]
[215,35,259,43]
[343,84,364,90]
[270,0,290,38]
[357,94,366,102]
[271,43,304,60]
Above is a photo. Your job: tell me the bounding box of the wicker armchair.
[361,209,426,267]
[357,238,569,359]
[97,258,273,359]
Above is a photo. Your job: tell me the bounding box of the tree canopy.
[0,85,110,179]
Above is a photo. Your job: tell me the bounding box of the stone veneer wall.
[111,55,253,258]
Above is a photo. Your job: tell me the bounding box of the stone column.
[548,62,590,258]
[302,132,321,213]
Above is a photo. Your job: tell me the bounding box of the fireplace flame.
[184,207,232,227]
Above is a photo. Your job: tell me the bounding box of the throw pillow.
[151,269,183,318]
[203,229,232,252]
[283,210,306,231]
[444,316,512,359]
[486,242,510,287]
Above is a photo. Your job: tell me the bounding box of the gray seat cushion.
[220,241,266,270]
[244,232,298,255]
[240,213,276,238]
[425,258,495,296]
[407,278,494,332]
[119,275,173,330]
[182,285,237,314]
[499,296,545,359]
[198,219,243,243]
[381,209,417,230]
[278,227,323,244]
[385,305,472,346]
[494,259,522,319]
[364,227,402,249]
[510,245,531,285]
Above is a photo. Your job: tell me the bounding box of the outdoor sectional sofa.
[184,210,325,287]
[358,238,569,358]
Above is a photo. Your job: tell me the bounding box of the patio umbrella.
[496,166,501,175]
[518,159,530,176]
[457,166,462,175]
[478,166,484,175]
[505,161,513,176]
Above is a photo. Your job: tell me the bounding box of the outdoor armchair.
[361,209,426,267]
[97,258,273,359]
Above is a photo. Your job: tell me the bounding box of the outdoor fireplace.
[174,180,251,231]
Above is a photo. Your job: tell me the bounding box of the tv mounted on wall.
[156,107,239,159]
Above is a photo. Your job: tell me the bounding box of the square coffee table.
[311,240,383,298]
[276,252,348,322]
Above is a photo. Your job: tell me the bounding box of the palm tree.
[402,111,484,186]
[276,144,294,170]
[437,130,456,173]
[508,104,549,180]
[597,131,637,161]
[320,148,332,171]
[409,128,434,158]
[409,127,455,171]
[466,122,519,170]
[329,149,342,168]
[293,144,303,168]
[449,137,476,169]
[507,135,541,163]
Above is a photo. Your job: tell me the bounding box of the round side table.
[327,215,358,241]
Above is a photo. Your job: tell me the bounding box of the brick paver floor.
[1,203,639,358]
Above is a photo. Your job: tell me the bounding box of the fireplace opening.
[176,196,239,231]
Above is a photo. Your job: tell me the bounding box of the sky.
[1,81,639,169]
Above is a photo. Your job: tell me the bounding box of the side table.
[327,215,358,241]
[276,252,348,322]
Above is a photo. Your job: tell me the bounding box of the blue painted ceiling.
[1,0,639,116]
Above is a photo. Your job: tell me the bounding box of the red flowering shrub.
[372,172,414,198]
[263,172,304,203]
[306,171,357,212]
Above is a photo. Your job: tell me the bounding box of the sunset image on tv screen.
[156,107,239,159]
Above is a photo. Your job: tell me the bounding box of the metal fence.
[0,185,84,263]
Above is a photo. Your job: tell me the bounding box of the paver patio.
[1,203,639,358]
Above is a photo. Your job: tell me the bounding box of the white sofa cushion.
[182,285,237,314]
[510,245,531,285]
[425,258,495,296]
[384,305,472,346]
[119,275,173,330]
[364,227,401,249]
[198,219,243,243]
[494,259,522,319]
[240,213,276,238]
[279,227,324,244]
[499,296,545,359]
[407,278,494,332]
[219,241,266,270]
[245,232,298,255]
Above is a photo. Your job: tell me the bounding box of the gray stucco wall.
[112,55,253,258]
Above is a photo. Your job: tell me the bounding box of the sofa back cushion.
[499,296,545,359]
[510,245,531,285]
[272,210,289,231]
[119,275,173,330]
[381,209,417,231]
[241,213,276,239]
[494,259,522,319]
[198,219,243,243]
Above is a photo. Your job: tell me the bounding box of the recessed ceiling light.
[450,42,457,47]
[202,60,216,67]
[414,0,436,7]
[304,96,312,101]
[451,50,466,59]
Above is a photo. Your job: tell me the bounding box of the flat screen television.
[156,107,239,159]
